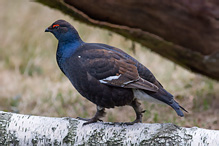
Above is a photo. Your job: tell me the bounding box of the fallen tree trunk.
[0,111,218,145]
[35,0,219,80]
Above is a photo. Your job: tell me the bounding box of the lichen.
[0,111,15,145]
[62,117,79,145]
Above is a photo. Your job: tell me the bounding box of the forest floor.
[0,0,218,129]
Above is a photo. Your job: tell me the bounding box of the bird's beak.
[45,26,52,32]
[45,28,50,32]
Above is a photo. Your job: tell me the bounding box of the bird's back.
[82,43,158,83]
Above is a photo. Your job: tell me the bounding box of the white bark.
[0,111,218,146]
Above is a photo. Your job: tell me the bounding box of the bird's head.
[45,20,81,42]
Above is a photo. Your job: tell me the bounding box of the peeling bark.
[35,0,219,80]
[0,111,218,145]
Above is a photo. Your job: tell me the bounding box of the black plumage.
[45,20,187,125]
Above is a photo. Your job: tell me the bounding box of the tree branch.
[35,0,219,80]
[0,111,218,145]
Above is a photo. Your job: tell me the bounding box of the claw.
[141,110,146,113]
[97,119,103,122]
[82,118,103,126]
[77,117,103,126]
[77,117,90,121]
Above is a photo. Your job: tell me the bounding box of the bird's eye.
[52,24,59,29]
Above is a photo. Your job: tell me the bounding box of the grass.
[0,0,218,129]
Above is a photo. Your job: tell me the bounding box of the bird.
[45,20,187,125]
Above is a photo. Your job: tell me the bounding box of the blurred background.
[0,0,218,129]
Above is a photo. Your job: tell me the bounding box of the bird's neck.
[57,39,84,58]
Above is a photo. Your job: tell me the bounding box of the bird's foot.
[77,106,105,126]
[121,109,145,125]
[77,117,103,126]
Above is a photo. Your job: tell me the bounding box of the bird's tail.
[170,100,188,117]
[142,87,188,117]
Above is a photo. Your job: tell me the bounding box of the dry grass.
[0,0,218,129]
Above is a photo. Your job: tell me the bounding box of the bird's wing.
[79,48,159,92]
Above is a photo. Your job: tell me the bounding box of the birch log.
[0,111,218,145]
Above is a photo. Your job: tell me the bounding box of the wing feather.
[79,47,158,92]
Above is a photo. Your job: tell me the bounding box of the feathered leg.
[125,99,145,125]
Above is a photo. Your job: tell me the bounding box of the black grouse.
[45,20,187,125]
